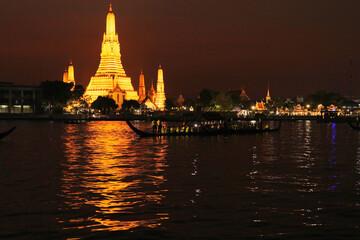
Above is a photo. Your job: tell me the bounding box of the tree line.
[40,80,356,113]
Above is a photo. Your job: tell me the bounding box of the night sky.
[1,0,360,99]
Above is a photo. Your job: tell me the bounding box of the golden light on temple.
[62,68,68,83]
[138,70,146,102]
[63,60,75,90]
[148,79,156,103]
[85,4,138,104]
[106,4,115,35]
[154,65,166,110]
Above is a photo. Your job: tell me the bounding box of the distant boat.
[126,120,281,137]
[0,127,16,140]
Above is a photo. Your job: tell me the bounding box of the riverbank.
[0,112,357,122]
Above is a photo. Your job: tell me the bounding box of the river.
[1,120,360,239]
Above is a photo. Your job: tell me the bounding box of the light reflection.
[59,121,169,232]
[248,121,321,226]
[327,123,340,192]
[355,133,360,195]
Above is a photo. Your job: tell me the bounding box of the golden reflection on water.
[59,121,169,232]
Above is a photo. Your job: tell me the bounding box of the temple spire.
[138,70,146,102]
[63,60,75,90]
[266,81,271,103]
[155,64,166,110]
[150,79,155,91]
[148,79,156,103]
[106,4,116,35]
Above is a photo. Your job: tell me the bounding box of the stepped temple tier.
[84,5,166,110]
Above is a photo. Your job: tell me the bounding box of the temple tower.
[63,60,75,90]
[138,70,146,102]
[85,4,138,103]
[148,79,156,103]
[266,82,271,103]
[68,60,75,87]
[63,68,68,83]
[154,65,166,110]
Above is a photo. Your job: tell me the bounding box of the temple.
[148,79,156,103]
[154,65,166,110]
[265,82,271,103]
[84,4,167,110]
[63,60,75,90]
[137,66,167,111]
[85,4,138,104]
[138,70,146,102]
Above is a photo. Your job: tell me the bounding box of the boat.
[0,127,16,140]
[126,120,281,137]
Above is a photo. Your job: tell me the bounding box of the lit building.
[292,104,307,116]
[140,97,158,111]
[85,4,138,104]
[254,101,267,112]
[0,82,42,114]
[109,83,126,107]
[63,60,75,90]
[154,65,166,110]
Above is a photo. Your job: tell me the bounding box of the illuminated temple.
[154,65,166,110]
[85,4,138,104]
[85,5,167,110]
[63,60,75,90]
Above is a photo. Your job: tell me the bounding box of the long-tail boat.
[126,120,281,137]
[0,127,16,140]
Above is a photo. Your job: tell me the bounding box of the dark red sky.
[0,0,360,99]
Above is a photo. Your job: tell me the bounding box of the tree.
[198,89,218,109]
[41,81,73,112]
[91,96,118,114]
[306,91,347,109]
[229,92,242,107]
[183,99,196,109]
[212,91,234,110]
[165,99,176,110]
[71,85,85,101]
[122,100,140,111]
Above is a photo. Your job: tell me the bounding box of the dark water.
[1,120,360,239]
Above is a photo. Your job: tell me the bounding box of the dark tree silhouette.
[91,96,118,114]
[71,85,85,101]
[198,89,218,109]
[41,81,73,112]
[121,100,140,111]
[165,99,176,110]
